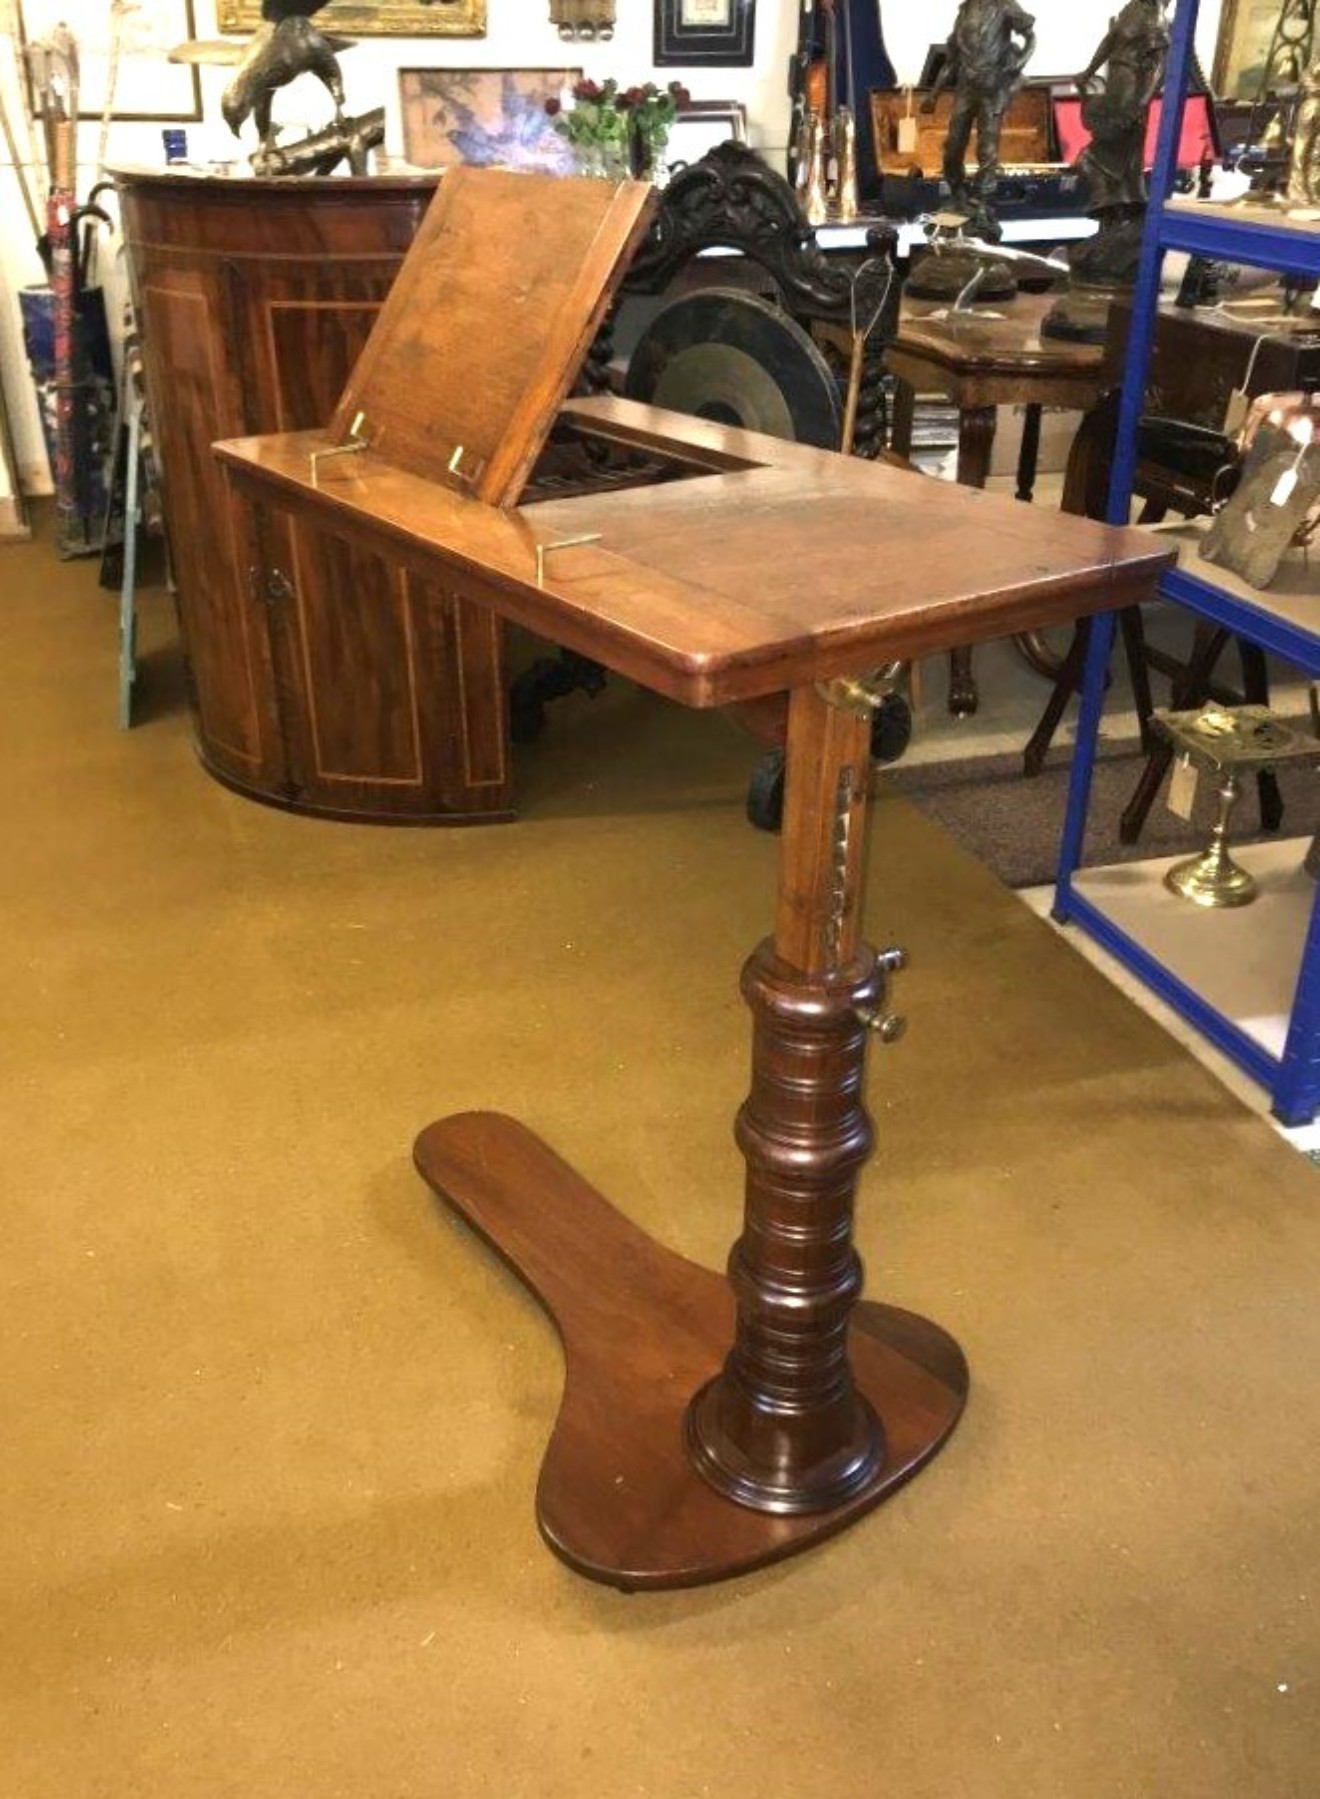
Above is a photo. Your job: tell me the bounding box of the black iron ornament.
[655,0,756,68]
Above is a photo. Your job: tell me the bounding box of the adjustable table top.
[216,394,1171,710]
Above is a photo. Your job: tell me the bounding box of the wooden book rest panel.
[329,167,655,508]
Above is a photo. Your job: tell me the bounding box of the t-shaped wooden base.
[414,685,968,1587]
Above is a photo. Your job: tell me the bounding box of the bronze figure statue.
[922,0,1037,239]
[1286,33,1320,208]
[1043,0,1170,341]
[1073,0,1170,217]
[221,0,381,175]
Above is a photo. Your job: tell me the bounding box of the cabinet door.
[234,262,513,821]
[134,263,286,796]
[255,504,511,822]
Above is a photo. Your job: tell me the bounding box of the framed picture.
[218,0,487,35]
[654,0,757,68]
[399,68,580,170]
[1212,0,1301,101]
[666,99,748,168]
[19,0,202,121]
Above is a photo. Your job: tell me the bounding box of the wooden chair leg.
[1023,620,1090,777]
[1118,605,1158,754]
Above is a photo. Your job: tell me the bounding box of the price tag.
[1168,753,1198,821]
[1223,386,1250,437]
[898,87,918,154]
[1271,466,1300,507]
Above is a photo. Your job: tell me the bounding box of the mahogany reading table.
[214,169,1169,1590]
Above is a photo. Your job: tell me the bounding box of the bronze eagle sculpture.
[221,0,352,165]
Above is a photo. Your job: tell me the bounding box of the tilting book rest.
[216,168,1170,1589]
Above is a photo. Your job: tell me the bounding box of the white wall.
[0,0,1226,492]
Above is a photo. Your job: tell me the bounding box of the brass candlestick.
[1164,765,1257,908]
[1152,705,1319,909]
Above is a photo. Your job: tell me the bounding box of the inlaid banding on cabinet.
[144,282,263,767]
[454,599,509,789]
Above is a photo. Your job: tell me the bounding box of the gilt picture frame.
[217,0,487,37]
[1212,0,1299,101]
[654,0,756,68]
[666,99,748,168]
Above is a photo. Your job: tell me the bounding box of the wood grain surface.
[414,1112,968,1589]
[217,396,1172,709]
[329,169,656,506]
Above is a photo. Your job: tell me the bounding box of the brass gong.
[624,288,842,449]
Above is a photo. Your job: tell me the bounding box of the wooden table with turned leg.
[218,394,1169,1589]
[886,293,1106,717]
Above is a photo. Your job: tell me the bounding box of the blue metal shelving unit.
[1053,0,1320,1127]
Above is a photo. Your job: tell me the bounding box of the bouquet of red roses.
[546,78,691,174]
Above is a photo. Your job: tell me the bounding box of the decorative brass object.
[853,946,908,1041]
[1287,24,1320,207]
[833,106,859,222]
[816,666,904,718]
[1165,765,1258,907]
[549,0,615,39]
[796,112,829,226]
[218,1,487,36]
[1152,705,1320,908]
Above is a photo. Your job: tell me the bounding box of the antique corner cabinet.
[115,168,512,824]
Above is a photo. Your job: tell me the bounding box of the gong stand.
[610,144,898,461]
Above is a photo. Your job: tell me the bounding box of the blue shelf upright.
[1052,0,1320,1127]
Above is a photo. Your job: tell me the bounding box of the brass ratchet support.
[310,410,375,488]
[536,533,603,587]
[447,444,488,486]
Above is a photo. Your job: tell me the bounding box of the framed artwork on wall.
[1212,0,1301,100]
[666,99,748,167]
[218,0,487,35]
[399,68,580,170]
[19,0,202,121]
[654,0,756,68]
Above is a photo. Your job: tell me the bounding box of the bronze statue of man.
[923,0,1037,236]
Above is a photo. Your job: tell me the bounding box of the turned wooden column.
[686,682,906,1513]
